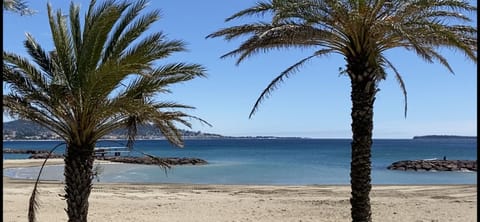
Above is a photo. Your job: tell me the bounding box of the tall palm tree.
[207,0,476,221]
[3,0,207,221]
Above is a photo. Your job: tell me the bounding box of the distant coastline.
[4,136,477,142]
[2,136,308,142]
[4,119,312,141]
[413,135,477,140]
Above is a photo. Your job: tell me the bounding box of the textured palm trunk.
[64,144,95,222]
[348,67,376,222]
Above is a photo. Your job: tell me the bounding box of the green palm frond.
[3,94,69,139]
[3,0,36,15]
[225,1,274,21]
[47,4,77,87]
[68,2,82,60]
[218,24,334,65]
[101,0,150,62]
[105,9,160,61]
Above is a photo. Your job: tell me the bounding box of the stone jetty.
[387,160,476,172]
[5,149,208,165]
[96,156,208,165]
[26,153,207,166]
[3,148,50,154]
[28,153,64,159]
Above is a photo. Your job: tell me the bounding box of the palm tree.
[3,0,207,221]
[3,0,35,15]
[207,0,476,221]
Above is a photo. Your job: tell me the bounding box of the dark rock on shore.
[387,160,477,172]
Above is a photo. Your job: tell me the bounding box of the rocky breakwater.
[4,148,50,154]
[95,156,208,166]
[26,153,207,166]
[28,153,64,159]
[387,160,477,172]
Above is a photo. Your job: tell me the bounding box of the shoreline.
[3,159,477,221]
[3,159,477,184]
[3,158,117,169]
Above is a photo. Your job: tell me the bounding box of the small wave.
[459,169,474,172]
[422,158,438,161]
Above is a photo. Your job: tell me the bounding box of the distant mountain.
[3,119,52,139]
[3,120,223,140]
[413,135,476,140]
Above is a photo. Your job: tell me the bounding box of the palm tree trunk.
[64,144,95,222]
[349,70,376,222]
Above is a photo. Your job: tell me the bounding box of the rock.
[421,163,432,170]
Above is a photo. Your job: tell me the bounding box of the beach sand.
[3,159,477,222]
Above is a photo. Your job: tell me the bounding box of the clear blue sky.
[3,0,477,138]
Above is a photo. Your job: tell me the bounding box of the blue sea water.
[3,138,477,185]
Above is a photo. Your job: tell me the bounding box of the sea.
[3,138,477,185]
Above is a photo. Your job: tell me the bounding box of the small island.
[413,135,476,140]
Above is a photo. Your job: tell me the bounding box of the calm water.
[3,138,477,185]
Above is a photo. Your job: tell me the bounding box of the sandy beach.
[3,159,477,222]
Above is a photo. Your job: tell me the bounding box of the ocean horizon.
[3,138,477,185]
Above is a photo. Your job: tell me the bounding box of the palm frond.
[107,8,160,60]
[69,2,82,60]
[115,63,206,99]
[153,102,195,110]
[47,4,77,86]
[250,49,333,118]
[3,94,70,140]
[101,0,150,62]
[23,34,56,81]
[125,115,139,150]
[221,25,332,65]
[91,36,188,96]
[4,0,36,15]
[154,118,184,147]
[3,52,49,93]
[28,143,65,222]
[150,63,207,84]
[119,33,180,63]
[78,0,127,76]
[134,150,171,173]
[206,23,271,41]
[225,1,274,21]
[382,57,408,118]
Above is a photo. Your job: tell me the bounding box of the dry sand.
[3,159,477,222]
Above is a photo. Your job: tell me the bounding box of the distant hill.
[3,120,223,140]
[413,135,477,140]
